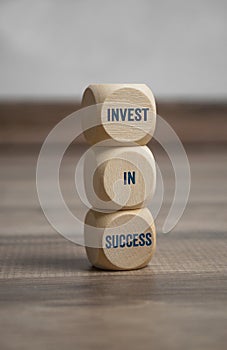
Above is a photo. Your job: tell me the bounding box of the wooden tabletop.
[0,102,227,350]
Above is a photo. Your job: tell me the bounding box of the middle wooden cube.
[84,146,156,210]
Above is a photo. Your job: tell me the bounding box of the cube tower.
[82,84,156,270]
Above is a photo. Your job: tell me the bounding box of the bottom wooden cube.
[84,208,156,270]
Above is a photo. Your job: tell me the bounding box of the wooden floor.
[0,140,227,350]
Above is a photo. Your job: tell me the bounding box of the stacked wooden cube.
[82,84,157,270]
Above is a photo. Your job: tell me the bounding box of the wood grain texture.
[0,103,227,349]
[81,84,156,146]
[84,208,156,270]
[1,101,227,144]
[84,146,156,210]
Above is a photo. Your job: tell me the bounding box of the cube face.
[84,146,156,210]
[84,208,156,270]
[81,84,156,146]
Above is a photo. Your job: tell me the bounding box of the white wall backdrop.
[0,0,226,100]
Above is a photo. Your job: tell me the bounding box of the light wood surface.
[0,102,227,350]
[84,146,156,210]
[81,84,156,146]
[84,208,156,270]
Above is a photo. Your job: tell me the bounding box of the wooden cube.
[81,84,156,146]
[84,208,156,270]
[84,146,156,210]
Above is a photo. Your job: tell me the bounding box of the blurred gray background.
[0,0,226,100]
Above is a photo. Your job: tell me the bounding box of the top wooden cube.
[81,84,156,146]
